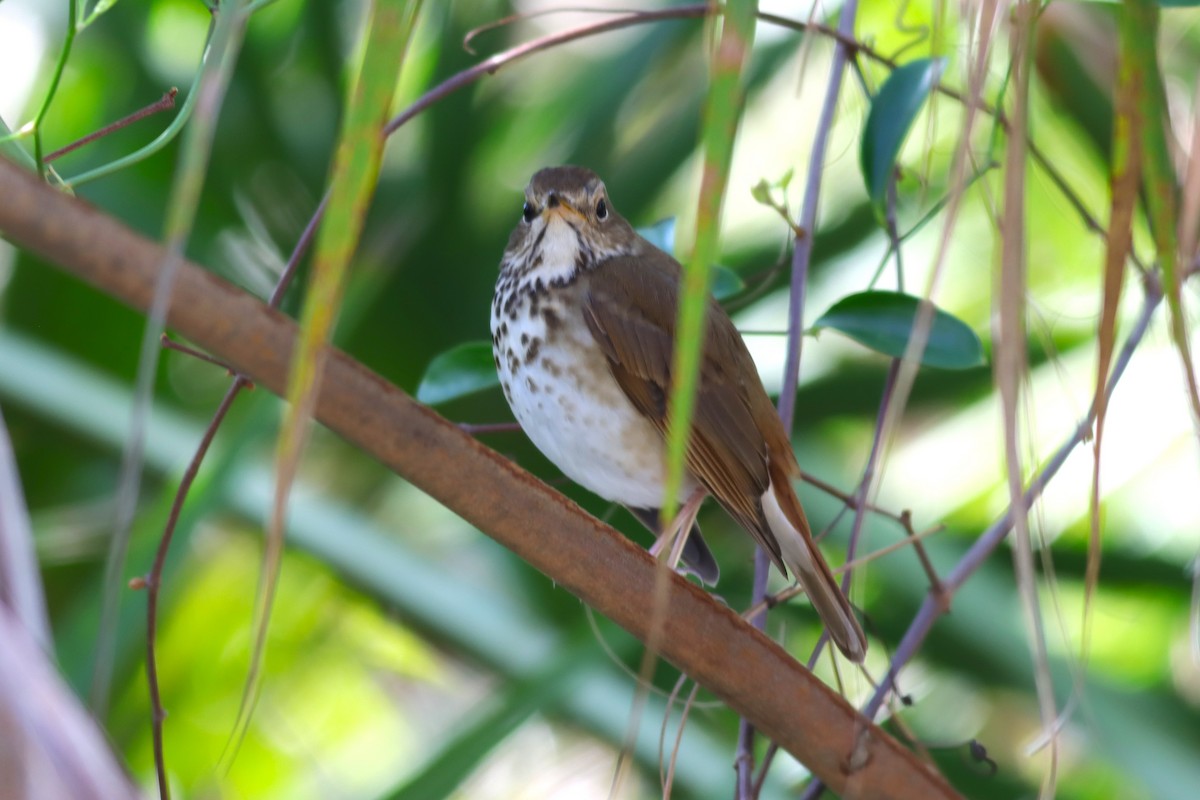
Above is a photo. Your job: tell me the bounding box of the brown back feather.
[581,245,803,573]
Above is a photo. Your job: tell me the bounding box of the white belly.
[491,292,695,509]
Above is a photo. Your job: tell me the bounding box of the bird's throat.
[534,217,587,282]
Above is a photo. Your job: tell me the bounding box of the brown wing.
[581,247,800,573]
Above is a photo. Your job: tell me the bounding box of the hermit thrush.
[490,166,867,662]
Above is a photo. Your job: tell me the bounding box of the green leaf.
[416,341,499,404]
[80,0,122,29]
[637,217,676,253]
[813,291,985,370]
[638,218,743,299]
[711,264,745,300]
[860,58,946,216]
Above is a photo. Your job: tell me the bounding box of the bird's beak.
[545,199,586,222]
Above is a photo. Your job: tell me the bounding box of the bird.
[489,165,866,662]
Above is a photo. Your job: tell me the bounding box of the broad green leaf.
[416,341,499,404]
[637,217,676,253]
[638,218,744,300]
[860,58,946,216]
[710,264,745,300]
[813,291,985,370]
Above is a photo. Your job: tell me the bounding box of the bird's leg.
[648,488,708,570]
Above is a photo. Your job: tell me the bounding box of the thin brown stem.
[143,189,324,800]
[160,334,239,374]
[862,273,1162,723]
[143,376,245,800]
[385,7,709,137]
[763,11,1135,277]
[798,470,911,527]
[747,1,862,794]
[45,89,178,163]
[900,510,946,600]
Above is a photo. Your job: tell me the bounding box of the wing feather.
[581,249,790,570]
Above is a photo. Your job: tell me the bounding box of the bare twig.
[45,89,178,163]
[384,7,710,137]
[661,676,702,799]
[748,1,862,796]
[92,0,250,729]
[862,274,1162,722]
[160,334,238,374]
[997,7,1061,794]
[142,191,325,800]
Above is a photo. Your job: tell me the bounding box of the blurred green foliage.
[1,1,1199,799]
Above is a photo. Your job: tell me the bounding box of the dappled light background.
[2,0,1199,798]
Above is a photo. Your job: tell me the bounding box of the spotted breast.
[490,259,698,511]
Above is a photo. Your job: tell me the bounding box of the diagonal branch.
[0,156,960,800]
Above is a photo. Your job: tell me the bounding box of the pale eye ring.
[522,201,537,223]
[596,198,608,220]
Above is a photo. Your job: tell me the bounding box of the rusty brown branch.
[0,156,961,800]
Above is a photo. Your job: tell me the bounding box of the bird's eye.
[522,201,537,223]
[596,198,608,220]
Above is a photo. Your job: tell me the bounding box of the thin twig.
[93,0,249,727]
[734,546,771,798]
[45,89,178,163]
[747,1,862,796]
[142,189,325,800]
[861,274,1162,723]
[762,11,1137,278]
[751,522,946,613]
[776,0,859,436]
[662,678,702,799]
[144,376,245,800]
[798,471,911,527]
[899,511,945,596]
[385,7,709,137]
[160,333,238,374]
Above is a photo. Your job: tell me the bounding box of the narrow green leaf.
[245,0,425,759]
[860,58,946,216]
[386,644,591,800]
[1122,0,1200,438]
[813,291,985,369]
[416,341,499,405]
[663,0,756,553]
[1089,0,1144,661]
